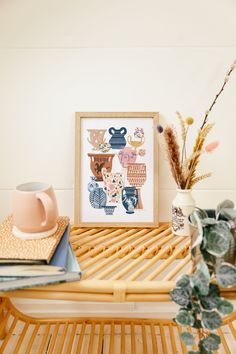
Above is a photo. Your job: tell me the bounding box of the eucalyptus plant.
[171,200,236,353]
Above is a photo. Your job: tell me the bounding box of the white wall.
[1,0,236,317]
[1,0,236,222]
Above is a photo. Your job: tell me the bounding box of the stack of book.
[0,216,81,291]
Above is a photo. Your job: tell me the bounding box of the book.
[0,225,70,277]
[0,215,70,264]
[0,244,82,292]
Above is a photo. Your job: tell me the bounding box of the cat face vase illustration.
[122,187,138,214]
[109,127,127,149]
[87,177,107,209]
[118,147,137,168]
[102,168,124,203]
[87,129,107,150]
[88,153,115,181]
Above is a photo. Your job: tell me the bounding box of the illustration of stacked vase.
[87,126,147,216]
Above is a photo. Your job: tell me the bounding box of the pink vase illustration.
[127,163,147,209]
[102,168,124,203]
[118,147,137,168]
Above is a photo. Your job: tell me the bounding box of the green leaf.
[170,288,190,306]
[216,200,234,220]
[202,310,222,330]
[191,262,210,295]
[201,218,217,226]
[201,333,221,351]
[176,310,195,326]
[220,208,236,221]
[188,352,200,354]
[200,283,221,310]
[201,249,216,266]
[217,299,234,315]
[216,263,236,288]
[180,332,195,346]
[205,223,231,257]
[176,274,190,288]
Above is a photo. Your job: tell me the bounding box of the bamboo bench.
[0,224,235,353]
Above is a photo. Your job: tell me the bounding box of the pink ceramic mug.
[12,182,59,235]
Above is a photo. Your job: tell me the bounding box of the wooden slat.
[13,321,29,354]
[88,322,95,354]
[141,323,148,354]
[47,322,60,354]
[0,317,18,353]
[66,322,77,354]
[76,322,86,353]
[109,321,115,354]
[57,322,69,353]
[97,322,104,354]
[25,323,40,354]
[38,323,51,354]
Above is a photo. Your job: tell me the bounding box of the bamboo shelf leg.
[0,298,8,340]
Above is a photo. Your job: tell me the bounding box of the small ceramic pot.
[109,127,127,149]
[122,187,138,214]
[88,153,115,181]
[102,168,124,203]
[104,206,117,215]
[118,147,137,168]
[87,129,106,150]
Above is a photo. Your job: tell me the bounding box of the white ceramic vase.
[172,189,196,237]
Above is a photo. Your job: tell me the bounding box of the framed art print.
[74,112,159,227]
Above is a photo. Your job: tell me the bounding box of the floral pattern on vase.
[87,129,107,150]
[118,147,137,168]
[122,187,138,214]
[128,127,145,151]
[88,153,115,181]
[127,163,147,209]
[108,127,127,149]
[102,168,124,203]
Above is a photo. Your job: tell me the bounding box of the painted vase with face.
[102,168,124,203]
[118,147,137,168]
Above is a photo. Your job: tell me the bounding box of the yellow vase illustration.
[127,135,145,150]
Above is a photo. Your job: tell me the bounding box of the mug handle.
[36,192,55,227]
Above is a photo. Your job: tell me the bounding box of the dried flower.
[163,126,185,188]
[205,141,219,153]
[186,117,194,125]
[157,124,164,133]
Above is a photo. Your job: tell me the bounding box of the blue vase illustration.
[122,187,138,214]
[108,127,127,149]
[88,177,107,209]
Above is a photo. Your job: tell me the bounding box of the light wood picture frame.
[74,112,159,227]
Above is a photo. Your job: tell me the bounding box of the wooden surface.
[0,298,235,354]
[1,224,235,302]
